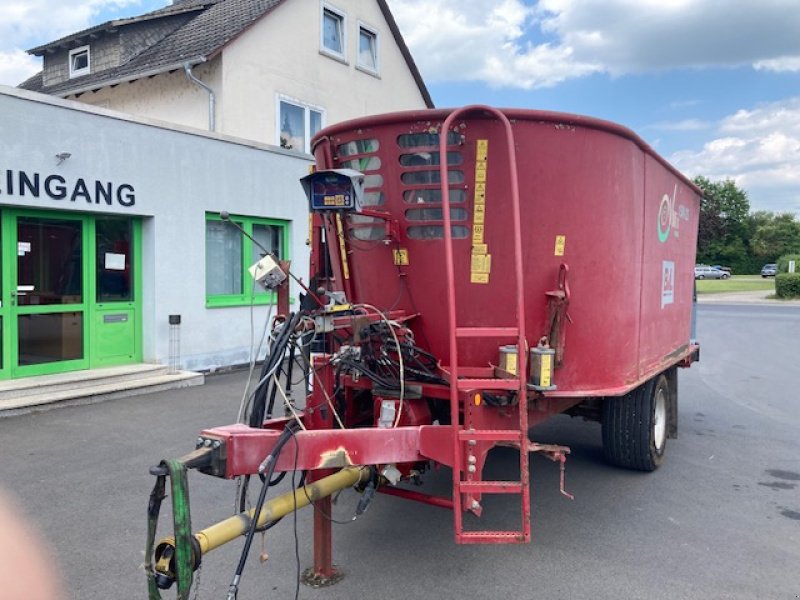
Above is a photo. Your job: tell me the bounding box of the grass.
[695,275,775,294]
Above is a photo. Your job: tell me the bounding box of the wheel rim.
[653,385,667,452]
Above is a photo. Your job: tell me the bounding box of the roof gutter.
[184,60,215,131]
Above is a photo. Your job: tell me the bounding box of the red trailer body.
[148,107,702,594]
[312,108,701,397]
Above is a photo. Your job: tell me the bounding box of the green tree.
[693,176,751,271]
[750,213,800,262]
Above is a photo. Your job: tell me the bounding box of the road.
[0,304,798,600]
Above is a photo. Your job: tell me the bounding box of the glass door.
[9,211,89,377]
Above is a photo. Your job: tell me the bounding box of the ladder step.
[455,327,519,338]
[459,481,523,494]
[457,531,529,544]
[456,378,520,391]
[458,430,523,442]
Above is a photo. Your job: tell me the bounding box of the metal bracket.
[528,442,574,500]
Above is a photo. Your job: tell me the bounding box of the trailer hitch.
[146,448,211,600]
[147,465,370,595]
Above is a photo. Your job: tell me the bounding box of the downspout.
[183,61,215,132]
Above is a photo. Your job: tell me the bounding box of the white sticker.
[105,253,126,271]
[661,261,675,308]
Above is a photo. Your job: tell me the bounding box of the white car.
[694,265,730,280]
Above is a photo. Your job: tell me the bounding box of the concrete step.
[0,366,204,414]
[0,363,173,401]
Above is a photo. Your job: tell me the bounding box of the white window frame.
[69,45,91,78]
[320,2,347,62]
[276,95,326,154]
[356,21,380,75]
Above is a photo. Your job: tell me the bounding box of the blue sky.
[2,0,800,215]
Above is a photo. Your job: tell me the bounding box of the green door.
[90,216,142,368]
[7,211,89,377]
[0,210,142,379]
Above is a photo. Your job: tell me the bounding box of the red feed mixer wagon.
[147,106,701,597]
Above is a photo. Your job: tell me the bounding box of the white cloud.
[670,98,800,214]
[387,0,601,89]
[648,119,710,132]
[388,0,800,89]
[537,0,800,73]
[0,0,141,85]
[0,50,41,87]
[754,56,800,73]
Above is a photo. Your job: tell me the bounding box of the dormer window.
[69,45,90,78]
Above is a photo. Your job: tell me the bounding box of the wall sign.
[0,169,135,207]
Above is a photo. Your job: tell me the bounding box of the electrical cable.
[226,422,299,600]
[291,432,301,600]
[354,304,405,427]
[237,300,273,423]
[272,373,306,430]
[249,312,303,428]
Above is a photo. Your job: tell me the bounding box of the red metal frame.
[439,106,532,543]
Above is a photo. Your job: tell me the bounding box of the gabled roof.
[18,0,433,108]
[26,1,216,56]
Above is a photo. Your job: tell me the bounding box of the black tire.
[697,275,704,279]
[602,374,669,472]
[721,274,730,279]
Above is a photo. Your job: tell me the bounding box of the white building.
[1,0,431,386]
[19,0,432,147]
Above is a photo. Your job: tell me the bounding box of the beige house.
[20,0,433,150]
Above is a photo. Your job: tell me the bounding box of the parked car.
[694,265,730,279]
[711,265,732,274]
[761,263,778,277]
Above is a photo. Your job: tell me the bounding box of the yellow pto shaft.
[154,467,368,583]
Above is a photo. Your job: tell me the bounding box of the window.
[205,213,289,307]
[321,4,346,60]
[69,45,90,78]
[277,96,324,153]
[357,24,378,73]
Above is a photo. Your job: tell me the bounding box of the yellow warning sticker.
[554,235,566,256]
[335,214,350,279]
[393,248,409,266]
[471,253,492,274]
[540,353,552,387]
[471,139,490,285]
[503,352,518,375]
[477,139,488,161]
[471,272,489,284]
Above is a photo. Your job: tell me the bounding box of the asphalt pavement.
[0,302,798,600]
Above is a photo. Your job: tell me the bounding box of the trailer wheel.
[602,374,669,472]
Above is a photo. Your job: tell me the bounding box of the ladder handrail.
[438,106,529,540]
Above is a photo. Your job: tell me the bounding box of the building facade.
[20,0,432,149]
[0,87,313,378]
[6,0,432,381]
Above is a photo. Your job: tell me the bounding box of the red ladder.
[438,106,530,544]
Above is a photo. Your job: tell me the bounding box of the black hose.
[227,422,299,598]
[249,312,301,428]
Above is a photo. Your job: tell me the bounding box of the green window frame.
[205,212,290,308]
